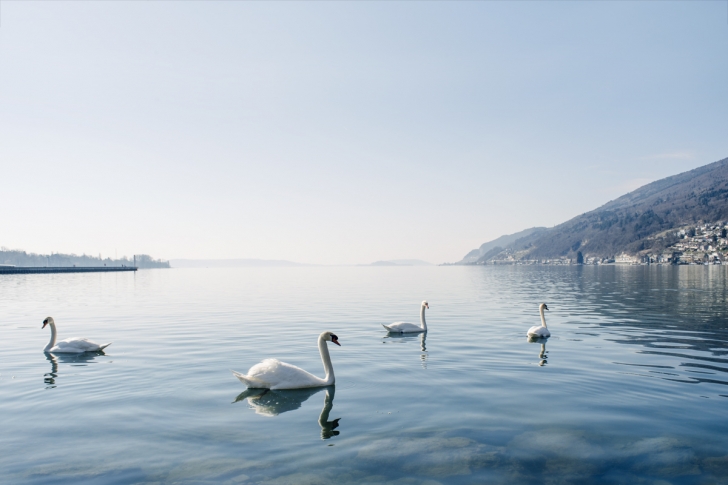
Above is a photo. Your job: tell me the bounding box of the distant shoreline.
[0,266,137,275]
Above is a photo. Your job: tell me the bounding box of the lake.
[1,265,727,484]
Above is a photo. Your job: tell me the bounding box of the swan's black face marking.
[544,305,549,311]
[330,334,341,346]
[42,318,48,329]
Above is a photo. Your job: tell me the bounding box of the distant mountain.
[458,227,547,263]
[170,259,305,268]
[461,156,728,262]
[369,259,434,266]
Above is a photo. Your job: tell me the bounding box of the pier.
[0,266,137,275]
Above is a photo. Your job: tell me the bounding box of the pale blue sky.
[1,1,726,264]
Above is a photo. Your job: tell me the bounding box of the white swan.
[232,331,340,389]
[42,317,112,353]
[382,301,429,333]
[527,303,551,338]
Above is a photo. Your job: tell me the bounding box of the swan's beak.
[332,338,341,346]
[42,322,48,329]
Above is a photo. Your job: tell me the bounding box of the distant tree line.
[0,248,170,269]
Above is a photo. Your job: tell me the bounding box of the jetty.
[0,266,137,275]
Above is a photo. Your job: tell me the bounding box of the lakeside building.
[616,253,638,264]
[466,222,728,266]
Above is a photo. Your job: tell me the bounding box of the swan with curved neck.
[232,331,340,389]
[42,317,111,353]
[527,303,551,338]
[382,301,429,333]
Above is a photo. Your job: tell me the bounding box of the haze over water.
[1,265,727,484]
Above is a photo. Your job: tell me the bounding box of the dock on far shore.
[0,266,137,275]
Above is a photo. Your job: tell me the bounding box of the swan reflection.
[527,336,548,366]
[44,353,58,388]
[234,386,341,439]
[317,387,341,439]
[43,350,107,388]
[382,332,428,368]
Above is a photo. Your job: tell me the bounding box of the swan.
[526,303,550,338]
[382,301,429,333]
[232,331,340,389]
[42,317,111,353]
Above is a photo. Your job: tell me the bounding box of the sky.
[1,1,726,265]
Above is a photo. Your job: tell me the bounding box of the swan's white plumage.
[526,326,550,338]
[382,301,429,334]
[49,338,111,353]
[526,303,551,338]
[382,322,423,333]
[232,331,340,390]
[233,359,328,390]
[42,317,111,353]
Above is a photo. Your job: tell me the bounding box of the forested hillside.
[461,156,728,263]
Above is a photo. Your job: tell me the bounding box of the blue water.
[1,265,728,484]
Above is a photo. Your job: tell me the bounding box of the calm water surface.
[1,265,728,484]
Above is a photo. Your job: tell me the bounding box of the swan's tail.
[99,343,112,350]
[232,370,267,389]
[381,324,392,331]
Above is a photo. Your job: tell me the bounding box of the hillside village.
[634,221,728,265]
[457,157,728,266]
[474,222,728,266]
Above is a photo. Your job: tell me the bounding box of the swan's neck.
[420,305,427,331]
[44,323,57,352]
[540,307,548,328]
[318,336,335,385]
